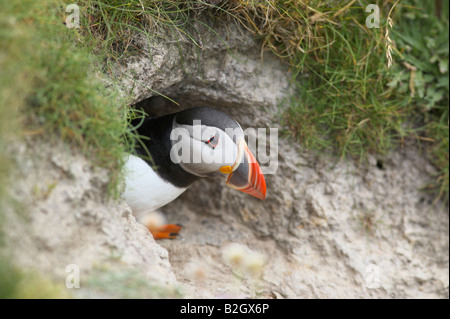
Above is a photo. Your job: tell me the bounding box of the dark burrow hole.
[130,94,269,162]
[132,95,182,118]
[376,159,384,170]
[130,94,243,122]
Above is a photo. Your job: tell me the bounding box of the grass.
[280,21,409,159]
[426,119,449,202]
[0,0,134,296]
[0,259,72,298]
[84,265,183,298]
[1,0,133,197]
[227,0,448,203]
[0,1,25,218]
[390,0,449,202]
[77,0,229,78]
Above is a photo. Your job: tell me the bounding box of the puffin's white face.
[170,122,239,176]
[170,113,266,200]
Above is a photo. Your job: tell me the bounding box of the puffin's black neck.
[132,113,200,188]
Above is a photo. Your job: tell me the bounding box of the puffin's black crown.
[175,107,242,143]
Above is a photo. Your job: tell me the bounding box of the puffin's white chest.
[122,154,187,219]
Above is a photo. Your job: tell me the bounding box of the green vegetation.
[0,259,72,298]
[78,0,230,78]
[390,0,449,202]
[85,265,183,298]
[231,0,448,202]
[0,0,131,196]
[0,0,132,297]
[272,1,412,157]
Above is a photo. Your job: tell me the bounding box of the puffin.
[122,107,267,239]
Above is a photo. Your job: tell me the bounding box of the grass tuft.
[1,0,134,197]
[227,0,448,202]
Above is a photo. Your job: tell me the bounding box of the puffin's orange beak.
[226,141,266,200]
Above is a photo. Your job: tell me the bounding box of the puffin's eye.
[204,134,219,149]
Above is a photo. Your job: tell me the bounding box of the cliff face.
[4,17,448,298]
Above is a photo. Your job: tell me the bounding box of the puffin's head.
[170,107,266,200]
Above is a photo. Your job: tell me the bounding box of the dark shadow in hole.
[131,93,236,118]
[132,95,181,118]
[130,93,257,130]
[376,159,384,170]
